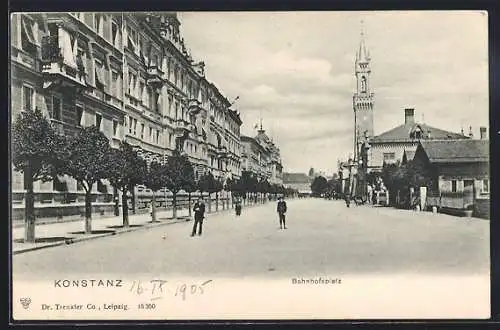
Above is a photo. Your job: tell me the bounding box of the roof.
[418,139,489,163]
[404,150,415,159]
[372,123,469,143]
[282,173,311,184]
[402,150,415,163]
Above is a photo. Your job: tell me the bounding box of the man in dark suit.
[277,197,287,229]
[191,197,206,236]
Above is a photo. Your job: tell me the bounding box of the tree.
[108,142,147,227]
[308,167,315,177]
[238,171,251,203]
[224,178,234,208]
[12,108,67,242]
[311,175,328,197]
[211,179,224,211]
[198,172,216,212]
[165,151,195,219]
[63,126,112,234]
[184,176,197,218]
[143,161,168,222]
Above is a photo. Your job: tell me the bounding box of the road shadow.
[13,236,70,244]
[107,225,144,229]
[68,230,116,235]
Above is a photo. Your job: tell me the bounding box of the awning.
[94,66,106,87]
[21,17,36,45]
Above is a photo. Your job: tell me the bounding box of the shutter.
[11,14,20,48]
[84,13,94,27]
[103,15,111,42]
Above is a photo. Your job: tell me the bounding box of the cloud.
[179,11,489,173]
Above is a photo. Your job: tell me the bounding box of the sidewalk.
[12,201,270,255]
[12,208,191,255]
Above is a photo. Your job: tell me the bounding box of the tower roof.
[356,22,370,63]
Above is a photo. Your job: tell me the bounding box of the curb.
[12,202,273,255]
[13,217,189,255]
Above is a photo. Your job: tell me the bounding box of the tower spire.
[357,20,370,62]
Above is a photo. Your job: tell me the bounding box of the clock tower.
[353,26,374,159]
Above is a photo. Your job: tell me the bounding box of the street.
[13,198,489,279]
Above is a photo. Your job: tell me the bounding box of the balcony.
[146,65,164,87]
[173,119,191,136]
[217,145,228,159]
[187,99,201,116]
[41,36,87,91]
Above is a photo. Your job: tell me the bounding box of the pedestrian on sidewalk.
[277,196,287,229]
[191,197,206,237]
[235,198,242,216]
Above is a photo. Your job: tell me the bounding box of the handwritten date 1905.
[129,280,213,301]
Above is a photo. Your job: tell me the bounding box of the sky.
[178,11,489,174]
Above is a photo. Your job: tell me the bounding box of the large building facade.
[240,126,283,185]
[11,12,242,219]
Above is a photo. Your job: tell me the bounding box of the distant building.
[368,108,471,172]
[282,172,311,195]
[240,125,283,185]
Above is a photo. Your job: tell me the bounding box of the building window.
[156,130,160,144]
[451,180,457,193]
[95,113,102,130]
[21,15,38,55]
[52,96,62,121]
[22,85,34,111]
[126,25,137,52]
[383,152,395,161]
[111,21,119,48]
[94,14,104,36]
[97,179,107,193]
[76,105,84,126]
[168,133,172,146]
[140,123,144,139]
[111,71,119,97]
[133,119,138,135]
[149,127,153,141]
[94,59,106,91]
[481,179,489,194]
[113,120,118,137]
[139,82,145,103]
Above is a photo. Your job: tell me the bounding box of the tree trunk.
[188,192,192,217]
[216,192,219,211]
[172,192,177,219]
[122,188,129,227]
[208,193,212,213]
[113,186,120,216]
[130,184,136,214]
[24,165,36,243]
[84,187,92,234]
[151,192,157,222]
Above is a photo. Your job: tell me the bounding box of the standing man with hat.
[277,196,288,229]
[191,197,206,237]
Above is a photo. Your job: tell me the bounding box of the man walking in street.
[277,196,287,229]
[191,197,206,237]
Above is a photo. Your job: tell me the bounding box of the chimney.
[480,126,487,140]
[404,108,415,125]
[469,126,474,138]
